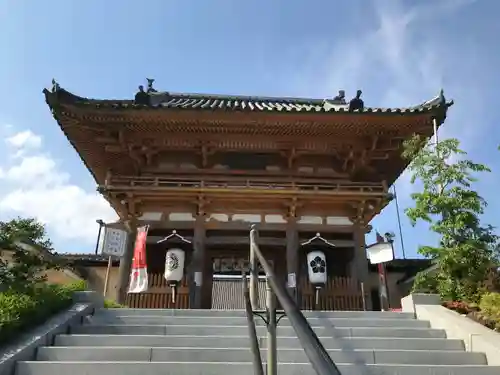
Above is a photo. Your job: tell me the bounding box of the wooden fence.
[125,274,365,311]
[125,273,190,309]
[299,276,365,311]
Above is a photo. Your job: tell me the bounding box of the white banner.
[366,242,394,264]
[102,228,127,257]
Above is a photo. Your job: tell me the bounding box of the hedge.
[0,280,87,346]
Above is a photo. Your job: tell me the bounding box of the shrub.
[104,299,125,308]
[0,281,86,346]
[442,300,478,315]
[61,279,87,293]
[411,271,438,294]
[479,292,500,321]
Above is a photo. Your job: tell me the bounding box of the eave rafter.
[96,129,407,180]
[96,130,406,154]
[347,181,392,224]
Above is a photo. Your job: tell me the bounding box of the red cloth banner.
[127,226,149,294]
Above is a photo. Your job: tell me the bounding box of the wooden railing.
[106,174,387,195]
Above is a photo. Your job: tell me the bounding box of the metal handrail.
[247,225,341,375]
[242,275,265,375]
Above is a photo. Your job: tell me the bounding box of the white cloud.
[6,130,42,149]
[3,155,69,187]
[0,129,118,249]
[287,0,488,255]
[305,0,484,200]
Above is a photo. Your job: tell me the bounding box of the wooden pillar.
[190,215,206,309]
[286,217,299,303]
[350,221,371,310]
[116,221,137,305]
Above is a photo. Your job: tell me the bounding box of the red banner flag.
[128,226,149,294]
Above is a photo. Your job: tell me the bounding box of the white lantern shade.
[164,248,185,283]
[306,250,327,285]
[366,242,394,264]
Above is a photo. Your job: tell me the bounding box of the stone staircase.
[15,308,500,375]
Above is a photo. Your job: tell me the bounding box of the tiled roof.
[54,253,120,264]
[44,85,453,115]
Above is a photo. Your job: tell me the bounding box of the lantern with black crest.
[301,233,335,307]
[157,230,192,303]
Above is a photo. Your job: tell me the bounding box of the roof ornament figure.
[438,88,446,105]
[348,89,364,112]
[134,84,150,106]
[332,90,346,104]
[322,89,349,111]
[144,78,171,107]
[146,78,157,93]
[51,79,60,93]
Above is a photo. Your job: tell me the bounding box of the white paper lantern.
[306,250,327,286]
[164,248,185,285]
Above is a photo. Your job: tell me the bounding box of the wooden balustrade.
[106,175,386,195]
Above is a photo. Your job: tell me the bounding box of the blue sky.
[0,0,499,257]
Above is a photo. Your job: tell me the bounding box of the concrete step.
[36,346,487,365]
[16,361,500,375]
[84,315,430,328]
[71,324,445,338]
[54,335,465,351]
[97,308,416,319]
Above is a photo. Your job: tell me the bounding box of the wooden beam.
[123,168,353,181]
[103,186,388,200]
[205,236,354,247]
[137,219,356,233]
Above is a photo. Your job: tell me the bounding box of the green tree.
[403,135,499,302]
[0,217,56,292]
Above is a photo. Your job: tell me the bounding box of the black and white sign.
[102,228,127,257]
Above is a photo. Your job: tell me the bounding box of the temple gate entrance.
[208,246,283,309]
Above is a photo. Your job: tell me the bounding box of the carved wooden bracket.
[124,193,143,219]
[196,194,210,217]
[284,197,303,219]
[201,144,209,168]
[278,147,297,169]
[349,200,371,226]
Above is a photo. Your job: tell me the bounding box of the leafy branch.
[0,217,57,292]
[403,135,499,302]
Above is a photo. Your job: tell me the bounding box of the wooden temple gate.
[45,81,451,313]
